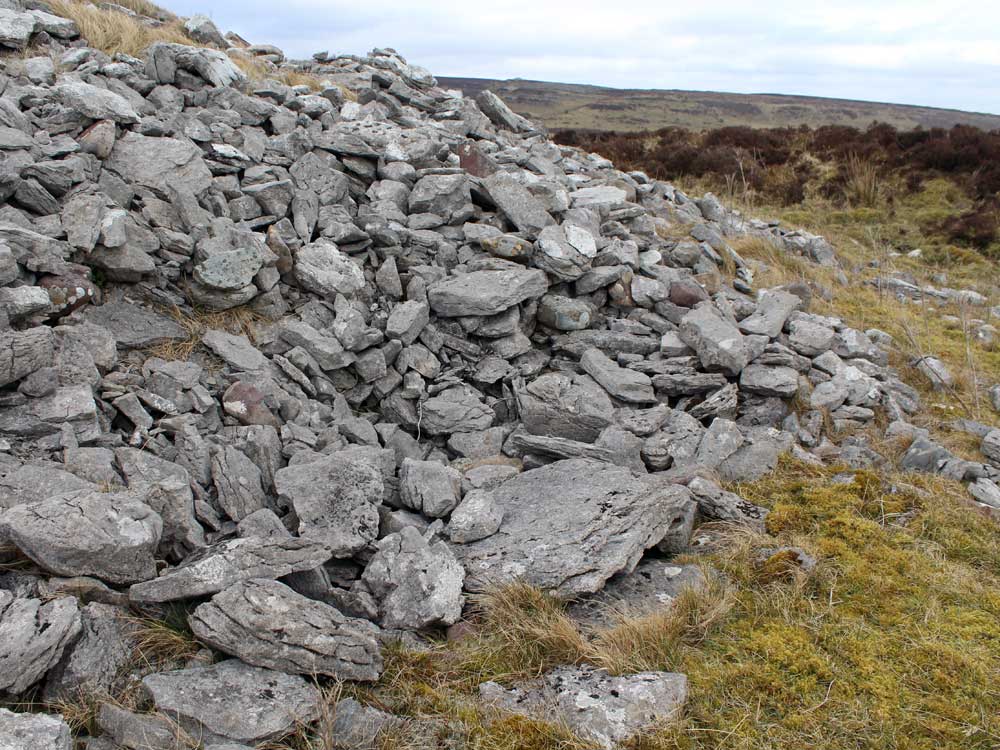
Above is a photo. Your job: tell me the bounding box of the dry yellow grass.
[47,0,192,57]
[145,304,263,362]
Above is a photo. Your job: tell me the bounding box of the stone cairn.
[1,4,999,748]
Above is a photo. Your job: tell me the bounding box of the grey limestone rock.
[447,489,503,543]
[515,373,614,442]
[480,665,687,749]
[0,327,54,388]
[189,579,382,681]
[399,458,461,518]
[81,302,188,350]
[141,659,321,745]
[428,268,548,317]
[580,347,656,404]
[1,491,162,584]
[679,305,748,376]
[274,452,383,556]
[361,526,464,630]
[0,709,72,750]
[454,458,694,598]
[128,536,332,603]
[0,592,81,694]
[294,240,365,297]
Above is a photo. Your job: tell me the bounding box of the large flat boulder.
[0,492,162,584]
[141,659,321,745]
[428,268,548,317]
[129,537,332,603]
[453,459,694,598]
[189,579,382,681]
[0,592,81,695]
[480,665,687,749]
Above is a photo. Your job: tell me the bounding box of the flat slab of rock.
[567,561,706,629]
[0,327,54,388]
[480,665,687,749]
[453,458,694,597]
[679,305,748,376]
[81,301,188,349]
[0,592,81,694]
[580,347,656,404]
[515,373,614,441]
[106,131,212,196]
[128,537,331,603]
[1,491,162,584]
[362,526,464,630]
[189,579,382,681]
[0,708,72,750]
[428,268,548,317]
[274,453,383,557]
[142,659,321,745]
[482,172,554,237]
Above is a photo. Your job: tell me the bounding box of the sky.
[168,0,1000,114]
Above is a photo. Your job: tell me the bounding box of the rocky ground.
[0,3,999,750]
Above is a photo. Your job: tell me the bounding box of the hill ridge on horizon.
[438,75,1000,132]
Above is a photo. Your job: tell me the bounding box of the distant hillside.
[437,77,1000,132]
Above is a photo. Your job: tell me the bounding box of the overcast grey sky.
[169,0,999,114]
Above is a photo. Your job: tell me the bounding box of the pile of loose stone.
[1,4,999,748]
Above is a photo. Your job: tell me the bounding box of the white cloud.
[169,0,1000,113]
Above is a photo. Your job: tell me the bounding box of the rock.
[679,305,748,376]
[989,384,1000,413]
[914,356,953,391]
[183,13,226,46]
[419,387,494,435]
[787,319,835,357]
[294,240,365,297]
[146,42,246,88]
[580,347,656,404]
[202,330,268,371]
[96,705,191,750]
[739,364,799,398]
[193,247,263,291]
[106,132,213,197]
[982,429,1000,466]
[428,268,548,317]
[141,659,321,745]
[0,9,36,51]
[212,445,268,522]
[482,172,554,238]
[408,173,473,224]
[1,492,162,584]
[274,452,382,556]
[475,89,535,133]
[687,477,768,527]
[537,294,591,330]
[128,536,332,603]
[399,458,461,518]
[738,290,800,338]
[82,301,189,349]
[223,382,281,428]
[189,579,382,680]
[43,602,138,703]
[447,489,503,543]
[516,373,614,441]
[55,81,138,124]
[0,709,72,750]
[0,384,100,442]
[0,327,54,388]
[969,478,1000,509]
[567,560,706,628]
[454,459,694,597]
[386,300,430,345]
[361,526,464,630]
[480,665,687,749]
[0,593,81,694]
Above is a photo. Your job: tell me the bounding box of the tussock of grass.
[457,583,588,680]
[729,235,816,288]
[843,153,882,208]
[145,304,262,362]
[644,459,1000,750]
[587,575,733,676]
[125,610,202,669]
[47,0,191,57]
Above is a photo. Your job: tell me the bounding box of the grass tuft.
[145,304,262,362]
[47,0,191,57]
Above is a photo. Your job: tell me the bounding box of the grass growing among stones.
[47,0,192,57]
[317,459,999,750]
